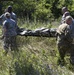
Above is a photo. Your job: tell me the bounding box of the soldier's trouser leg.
[3,37,10,54]
[70,44,74,65]
[10,36,18,51]
[58,45,66,61]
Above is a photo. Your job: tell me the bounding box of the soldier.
[0,5,17,25]
[3,12,18,54]
[57,16,74,65]
[61,7,70,24]
[7,5,22,33]
[0,5,21,34]
[7,5,17,24]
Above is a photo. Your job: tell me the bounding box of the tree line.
[0,0,74,21]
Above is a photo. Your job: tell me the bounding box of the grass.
[0,19,74,75]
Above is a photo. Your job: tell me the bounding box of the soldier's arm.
[56,25,68,39]
[2,21,8,36]
[0,14,4,20]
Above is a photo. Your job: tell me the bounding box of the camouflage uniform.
[0,14,6,25]
[61,11,70,24]
[69,20,74,64]
[3,17,18,53]
[0,12,17,25]
[56,23,73,64]
[3,36,17,51]
[10,12,17,24]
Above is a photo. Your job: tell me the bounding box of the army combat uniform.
[0,14,6,25]
[0,12,17,25]
[69,20,74,64]
[56,23,74,64]
[61,11,70,24]
[3,17,17,53]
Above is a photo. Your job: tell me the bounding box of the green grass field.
[0,20,74,75]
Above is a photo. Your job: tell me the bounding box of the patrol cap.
[7,5,12,13]
[7,5,12,9]
[62,7,68,14]
[62,7,68,11]
[4,12,10,18]
[64,12,70,17]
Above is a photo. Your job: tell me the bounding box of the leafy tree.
[0,0,74,21]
